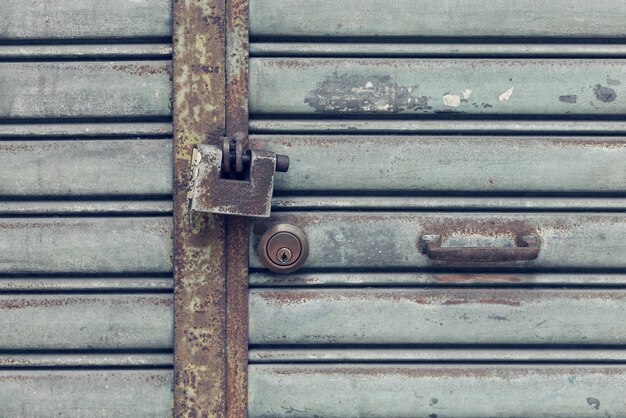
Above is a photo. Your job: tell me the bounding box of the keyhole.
[277,248,292,264]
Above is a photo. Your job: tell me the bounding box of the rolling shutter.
[247,1,626,417]
[0,1,173,416]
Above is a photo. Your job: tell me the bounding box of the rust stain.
[112,63,171,77]
[434,274,523,283]
[173,0,228,417]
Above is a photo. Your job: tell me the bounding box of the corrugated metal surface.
[0,1,173,415]
[248,2,626,416]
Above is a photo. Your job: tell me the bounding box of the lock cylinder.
[258,224,309,274]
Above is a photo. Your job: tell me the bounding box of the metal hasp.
[421,234,540,263]
[258,224,309,273]
[189,134,289,217]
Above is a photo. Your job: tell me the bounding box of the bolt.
[276,248,293,264]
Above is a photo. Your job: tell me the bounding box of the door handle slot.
[420,234,540,263]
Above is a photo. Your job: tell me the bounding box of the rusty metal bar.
[225,0,249,416]
[173,0,227,416]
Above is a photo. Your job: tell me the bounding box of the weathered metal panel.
[253,135,626,194]
[250,58,626,115]
[271,197,626,211]
[0,44,172,60]
[0,62,171,119]
[249,349,626,363]
[0,217,172,273]
[250,288,626,346]
[251,213,626,270]
[249,365,626,417]
[251,42,626,57]
[0,201,172,216]
[250,119,626,135]
[0,370,172,418]
[0,123,172,138]
[250,0,626,39]
[0,354,172,368]
[0,277,172,292]
[0,294,172,350]
[250,273,626,287]
[0,0,171,39]
[0,140,172,196]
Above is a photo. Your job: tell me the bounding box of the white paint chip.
[499,87,515,102]
[462,89,473,99]
[443,94,461,107]
[365,81,374,89]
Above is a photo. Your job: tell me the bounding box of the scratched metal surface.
[249,365,625,417]
[0,370,173,418]
[250,0,626,39]
[252,135,626,194]
[250,58,626,115]
[0,0,171,40]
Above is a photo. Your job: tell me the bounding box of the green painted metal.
[0,217,172,273]
[250,288,626,345]
[0,140,172,196]
[250,58,626,115]
[0,0,171,39]
[250,0,626,39]
[0,370,172,418]
[0,62,171,119]
[252,135,626,194]
[0,294,172,350]
[250,365,626,417]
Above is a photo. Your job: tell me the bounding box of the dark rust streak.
[173,0,227,417]
[224,0,249,415]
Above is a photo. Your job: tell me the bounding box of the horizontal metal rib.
[250,349,626,363]
[250,119,626,135]
[249,273,626,288]
[0,201,172,216]
[250,364,626,417]
[250,0,626,39]
[0,123,172,138]
[0,370,172,417]
[0,140,172,196]
[250,288,626,346]
[0,278,172,292]
[0,44,172,60]
[0,293,172,350]
[252,42,626,58]
[0,354,173,368]
[0,217,172,274]
[0,0,171,40]
[272,197,626,212]
[250,58,626,116]
[0,61,171,119]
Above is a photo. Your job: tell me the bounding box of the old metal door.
[221,0,626,416]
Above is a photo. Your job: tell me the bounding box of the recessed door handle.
[421,234,540,263]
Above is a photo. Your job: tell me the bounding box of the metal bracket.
[188,135,289,217]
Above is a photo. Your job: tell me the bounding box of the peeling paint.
[462,89,473,99]
[594,84,617,102]
[499,87,514,102]
[305,73,431,113]
[442,94,460,107]
[559,95,577,104]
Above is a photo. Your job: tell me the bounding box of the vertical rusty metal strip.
[173,0,227,416]
[225,0,249,416]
